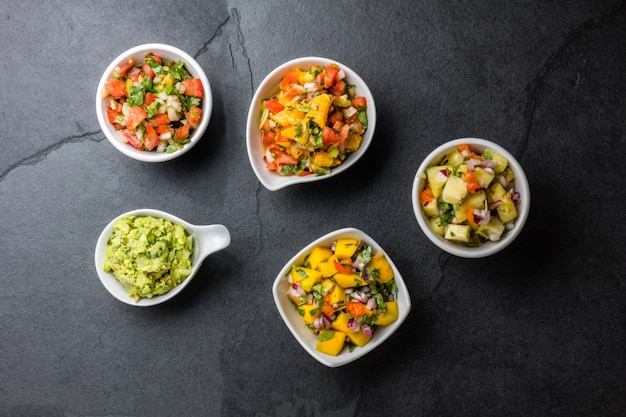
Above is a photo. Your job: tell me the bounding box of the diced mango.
[316,330,346,356]
[345,133,363,153]
[334,238,360,258]
[290,267,322,292]
[297,303,321,325]
[306,94,332,127]
[333,273,367,289]
[375,301,399,326]
[318,254,339,277]
[331,313,372,347]
[369,252,394,283]
[306,246,333,270]
[324,281,346,306]
[312,151,334,168]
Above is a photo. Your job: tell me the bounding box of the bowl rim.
[271,227,411,367]
[94,208,204,306]
[95,43,212,162]
[246,56,376,191]
[411,137,531,258]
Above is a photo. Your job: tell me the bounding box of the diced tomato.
[346,301,366,318]
[265,98,285,114]
[120,129,142,150]
[350,122,364,135]
[266,160,278,171]
[180,78,203,98]
[156,125,174,135]
[144,124,159,151]
[126,106,147,131]
[328,111,343,126]
[145,53,162,65]
[175,124,191,141]
[352,96,367,110]
[274,151,298,165]
[104,78,126,99]
[279,69,299,89]
[127,67,142,82]
[107,109,121,125]
[284,85,302,100]
[151,113,170,127]
[262,131,276,144]
[338,124,349,142]
[333,259,353,274]
[145,92,156,105]
[143,63,155,79]
[185,106,202,129]
[117,58,135,77]
[330,79,346,96]
[322,126,339,144]
[322,64,339,88]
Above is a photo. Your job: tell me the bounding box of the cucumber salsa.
[102,52,204,153]
[419,143,521,246]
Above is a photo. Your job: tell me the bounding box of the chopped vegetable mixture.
[287,238,399,356]
[419,143,521,246]
[102,53,203,153]
[259,64,368,176]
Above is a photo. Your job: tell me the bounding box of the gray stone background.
[1,1,624,416]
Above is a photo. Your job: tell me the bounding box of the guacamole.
[103,215,194,301]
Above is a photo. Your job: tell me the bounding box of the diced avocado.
[473,167,495,188]
[484,148,508,173]
[426,165,451,198]
[444,224,471,243]
[441,174,468,204]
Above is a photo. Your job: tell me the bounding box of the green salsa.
[103,215,194,301]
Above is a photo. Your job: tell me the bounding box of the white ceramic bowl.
[247,57,376,191]
[272,228,411,367]
[94,209,230,306]
[412,138,530,258]
[96,44,212,162]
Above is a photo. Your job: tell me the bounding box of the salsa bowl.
[412,138,530,258]
[96,43,212,162]
[272,228,410,367]
[247,57,376,191]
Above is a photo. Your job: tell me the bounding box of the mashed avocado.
[103,215,194,301]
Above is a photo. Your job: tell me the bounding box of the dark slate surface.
[1,1,624,416]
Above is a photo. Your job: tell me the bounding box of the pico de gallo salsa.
[259,64,368,176]
[102,53,204,153]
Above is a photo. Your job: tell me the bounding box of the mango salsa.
[259,63,369,176]
[285,238,400,356]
